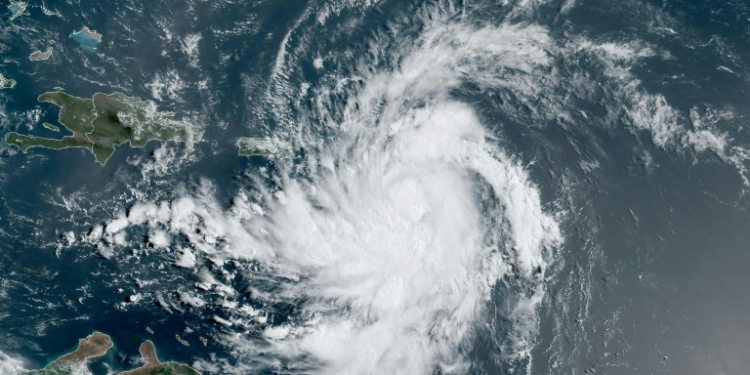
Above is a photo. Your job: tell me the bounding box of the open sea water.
[1,0,750,374]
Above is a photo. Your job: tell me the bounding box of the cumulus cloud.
[147,229,171,248]
[577,37,746,166]
[178,291,206,307]
[174,248,196,268]
[0,351,25,375]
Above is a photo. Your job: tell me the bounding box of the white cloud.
[112,231,128,246]
[683,130,727,155]
[174,248,196,268]
[579,39,741,162]
[57,2,750,374]
[623,86,682,147]
[313,56,323,69]
[91,10,564,374]
[0,351,26,375]
[180,33,202,68]
[105,213,129,234]
[147,229,171,248]
[179,291,206,307]
[145,69,187,101]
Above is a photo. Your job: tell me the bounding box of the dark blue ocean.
[1,0,750,374]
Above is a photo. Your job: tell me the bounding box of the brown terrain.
[30,331,113,374]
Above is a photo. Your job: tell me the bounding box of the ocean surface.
[1,0,750,374]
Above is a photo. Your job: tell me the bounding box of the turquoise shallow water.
[70,28,101,52]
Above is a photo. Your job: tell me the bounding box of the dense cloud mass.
[5,0,750,374]
[79,0,750,373]
[85,4,574,374]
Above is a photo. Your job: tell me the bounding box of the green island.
[23,332,199,375]
[237,136,287,156]
[116,340,199,375]
[0,73,16,89]
[42,122,60,132]
[5,91,200,164]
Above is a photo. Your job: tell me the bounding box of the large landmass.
[23,332,199,375]
[118,341,198,375]
[24,332,112,375]
[5,91,199,164]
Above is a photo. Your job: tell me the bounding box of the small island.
[29,47,53,61]
[237,136,287,156]
[5,91,200,164]
[23,333,199,375]
[42,122,60,132]
[26,331,113,375]
[0,73,16,89]
[70,26,102,52]
[8,1,26,21]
